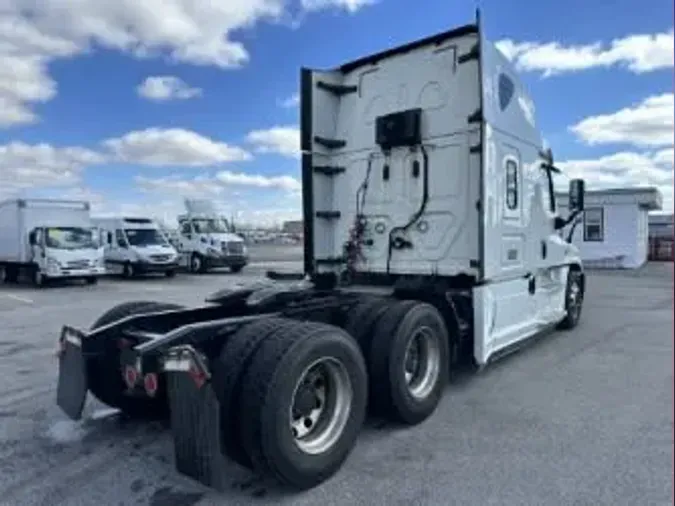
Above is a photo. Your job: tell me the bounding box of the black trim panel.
[339,24,478,74]
[300,68,314,276]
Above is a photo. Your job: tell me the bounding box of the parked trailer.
[93,216,180,278]
[56,11,587,492]
[0,198,105,287]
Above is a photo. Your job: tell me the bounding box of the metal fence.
[648,237,674,262]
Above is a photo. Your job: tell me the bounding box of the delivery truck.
[55,10,587,492]
[0,198,105,286]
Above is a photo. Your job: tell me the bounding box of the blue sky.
[0,0,672,226]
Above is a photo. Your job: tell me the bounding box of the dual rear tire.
[209,299,450,490]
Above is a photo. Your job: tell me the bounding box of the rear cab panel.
[302,25,482,279]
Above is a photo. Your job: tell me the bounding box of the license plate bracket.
[56,326,88,421]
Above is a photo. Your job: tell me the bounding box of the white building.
[556,187,662,269]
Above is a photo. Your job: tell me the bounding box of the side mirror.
[569,179,585,211]
[28,231,36,245]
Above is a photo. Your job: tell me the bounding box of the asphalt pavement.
[0,251,672,506]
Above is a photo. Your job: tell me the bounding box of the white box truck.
[173,199,248,273]
[55,11,588,493]
[94,217,180,278]
[0,198,106,286]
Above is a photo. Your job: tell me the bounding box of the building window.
[505,159,518,209]
[584,207,604,242]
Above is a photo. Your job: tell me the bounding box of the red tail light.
[188,365,206,389]
[123,365,138,388]
[143,373,159,397]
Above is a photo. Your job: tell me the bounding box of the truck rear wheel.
[238,321,367,490]
[88,300,185,418]
[343,297,391,362]
[369,300,450,425]
[210,317,297,468]
[32,268,47,288]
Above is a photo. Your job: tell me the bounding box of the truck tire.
[239,321,368,490]
[165,269,176,278]
[210,317,297,468]
[369,300,450,425]
[88,300,185,418]
[229,264,244,273]
[32,268,47,288]
[557,269,584,330]
[86,276,98,285]
[343,297,391,362]
[190,253,206,274]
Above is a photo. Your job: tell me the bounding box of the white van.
[94,217,180,278]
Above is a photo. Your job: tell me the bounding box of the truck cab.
[95,217,180,278]
[173,199,248,273]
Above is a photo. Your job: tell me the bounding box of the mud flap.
[56,326,88,421]
[166,372,228,491]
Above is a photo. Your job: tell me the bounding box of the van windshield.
[45,227,98,250]
[124,229,168,247]
[192,218,230,234]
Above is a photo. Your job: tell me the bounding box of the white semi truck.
[55,11,587,493]
[0,198,105,287]
[94,217,180,278]
[172,199,248,273]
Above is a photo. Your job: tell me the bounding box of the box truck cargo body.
[0,199,105,286]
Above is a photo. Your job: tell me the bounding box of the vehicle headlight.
[46,257,60,269]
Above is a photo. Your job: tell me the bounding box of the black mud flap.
[56,326,88,421]
[166,372,228,491]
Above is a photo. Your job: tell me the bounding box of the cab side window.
[180,221,192,235]
[115,229,126,247]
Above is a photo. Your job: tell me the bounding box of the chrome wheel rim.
[568,276,582,320]
[289,357,353,455]
[403,326,441,400]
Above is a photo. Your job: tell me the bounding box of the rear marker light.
[143,373,159,397]
[124,366,138,388]
[188,365,207,389]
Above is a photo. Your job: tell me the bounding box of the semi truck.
[55,11,587,493]
[0,198,105,287]
[172,199,248,273]
[94,217,180,278]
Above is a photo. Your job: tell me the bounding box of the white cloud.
[132,173,302,226]
[0,141,106,198]
[279,92,299,108]
[570,93,674,148]
[496,29,674,77]
[0,0,375,127]
[137,76,202,101]
[246,126,300,158]
[300,0,376,13]
[555,148,674,212]
[103,128,252,166]
[215,170,301,192]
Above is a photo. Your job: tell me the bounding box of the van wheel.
[190,254,205,273]
[210,317,298,468]
[239,321,367,490]
[165,269,176,278]
[369,300,450,425]
[122,262,134,278]
[229,264,244,273]
[86,276,98,285]
[557,270,584,330]
[87,301,185,418]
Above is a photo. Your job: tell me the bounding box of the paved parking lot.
[0,258,672,506]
